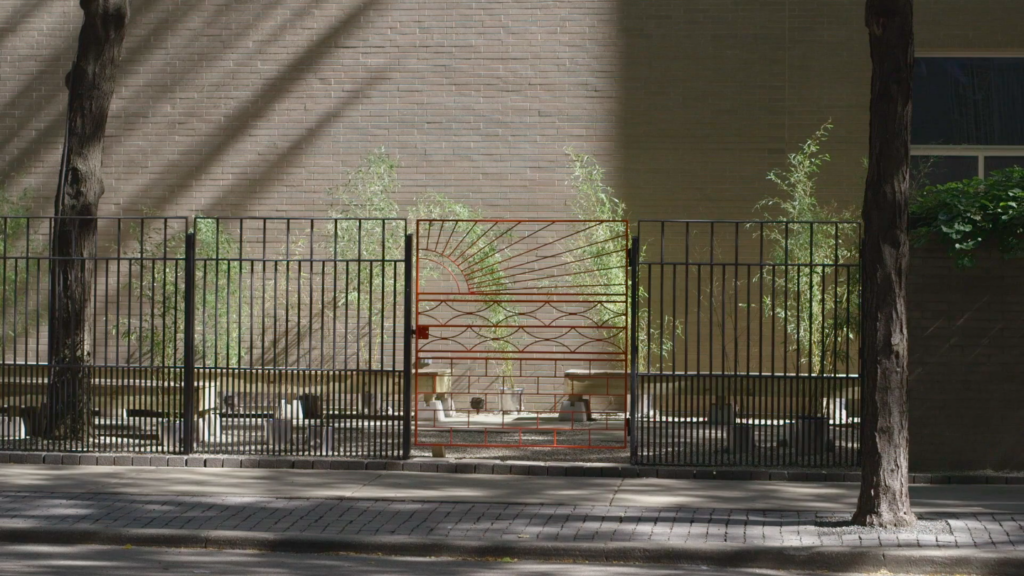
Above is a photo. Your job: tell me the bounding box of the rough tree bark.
[46,0,130,440]
[853,0,916,528]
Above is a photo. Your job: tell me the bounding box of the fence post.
[402,232,414,459]
[857,231,865,467]
[181,229,197,455]
[629,235,640,464]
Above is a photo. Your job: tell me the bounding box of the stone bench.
[560,369,628,422]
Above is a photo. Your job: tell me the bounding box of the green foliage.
[564,148,682,367]
[325,149,519,373]
[317,148,407,367]
[409,193,520,377]
[0,179,35,359]
[909,166,1024,268]
[325,147,404,261]
[757,122,860,376]
[119,218,251,368]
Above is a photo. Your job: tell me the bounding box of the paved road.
[0,544,932,576]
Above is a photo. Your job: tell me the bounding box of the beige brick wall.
[1,0,618,219]
[620,0,1024,222]
[3,1,1024,221]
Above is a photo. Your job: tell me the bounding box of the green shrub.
[909,166,1024,268]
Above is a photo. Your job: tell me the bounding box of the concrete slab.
[0,465,147,493]
[611,479,858,511]
[350,470,622,505]
[123,468,384,499]
[612,479,1024,514]
[4,464,1024,514]
[0,465,382,499]
[909,484,1024,514]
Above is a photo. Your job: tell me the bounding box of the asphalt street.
[0,544,938,576]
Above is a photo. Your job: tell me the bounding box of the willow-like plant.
[757,122,860,376]
[323,149,520,376]
[563,149,683,370]
[0,179,36,360]
[410,193,520,381]
[118,218,251,369]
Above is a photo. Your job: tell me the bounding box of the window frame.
[911,54,1024,180]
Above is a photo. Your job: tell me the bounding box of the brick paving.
[0,492,1021,549]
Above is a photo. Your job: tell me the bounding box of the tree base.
[852,509,917,529]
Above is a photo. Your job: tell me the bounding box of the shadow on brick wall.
[909,242,1024,472]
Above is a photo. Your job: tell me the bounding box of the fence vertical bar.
[402,232,414,459]
[182,229,197,455]
[629,235,640,463]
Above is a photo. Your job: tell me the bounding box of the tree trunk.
[46,0,130,440]
[853,0,916,529]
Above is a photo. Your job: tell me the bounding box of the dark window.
[984,156,1024,176]
[911,155,978,188]
[913,58,1024,146]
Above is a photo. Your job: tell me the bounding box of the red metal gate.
[414,220,629,449]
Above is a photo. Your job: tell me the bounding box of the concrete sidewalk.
[2,463,1024,513]
[0,464,1022,574]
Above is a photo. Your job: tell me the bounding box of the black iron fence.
[0,217,412,459]
[0,215,864,468]
[630,220,863,467]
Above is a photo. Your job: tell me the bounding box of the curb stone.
[0,451,1019,485]
[0,526,1020,575]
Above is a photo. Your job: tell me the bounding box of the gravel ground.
[816,514,953,537]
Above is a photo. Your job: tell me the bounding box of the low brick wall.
[909,243,1024,472]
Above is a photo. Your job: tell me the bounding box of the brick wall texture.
[2,1,1023,221]
[908,244,1024,472]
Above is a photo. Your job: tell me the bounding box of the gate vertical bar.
[629,235,640,463]
[181,228,197,455]
[402,232,414,459]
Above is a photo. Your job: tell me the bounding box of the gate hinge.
[415,326,430,340]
